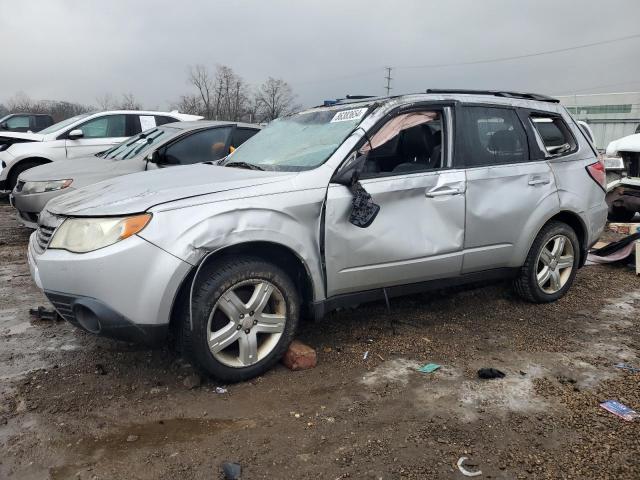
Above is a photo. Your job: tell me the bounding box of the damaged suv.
[28,90,607,382]
[605,132,640,221]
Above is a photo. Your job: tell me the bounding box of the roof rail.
[426,89,560,103]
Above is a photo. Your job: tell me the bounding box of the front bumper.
[12,187,74,229]
[28,231,192,345]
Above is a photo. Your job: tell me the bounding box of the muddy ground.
[0,198,639,480]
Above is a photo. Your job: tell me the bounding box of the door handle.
[425,187,462,198]
[528,178,550,186]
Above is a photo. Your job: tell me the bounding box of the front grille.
[15,180,25,192]
[45,292,77,323]
[33,210,64,253]
[35,225,55,252]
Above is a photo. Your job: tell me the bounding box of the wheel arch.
[6,156,52,186]
[534,210,588,267]
[168,241,317,340]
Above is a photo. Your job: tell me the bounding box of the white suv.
[0,110,203,192]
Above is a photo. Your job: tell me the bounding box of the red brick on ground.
[282,340,317,371]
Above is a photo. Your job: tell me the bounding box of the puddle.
[50,417,256,479]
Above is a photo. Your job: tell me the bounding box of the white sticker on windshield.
[330,108,367,123]
[139,115,156,131]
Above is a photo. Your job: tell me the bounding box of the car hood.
[606,133,640,156]
[45,164,296,216]
[18,156,142,188]
[0,131,44,142]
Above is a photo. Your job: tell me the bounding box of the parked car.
[0,110,203,192]
[604,132,640,221]
[28,90,607,382]
[0,113,54,133]
[11,121,260,228]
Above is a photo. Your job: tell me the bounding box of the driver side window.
[360,110,444,177]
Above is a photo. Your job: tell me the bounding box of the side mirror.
[146,150,162,164]
[68,129,84,139]
[331,152,367,185]
[0,122,7,130]
[332,152,380,228]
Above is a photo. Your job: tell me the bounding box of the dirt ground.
[1,197,639,480]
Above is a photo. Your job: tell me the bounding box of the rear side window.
[163,127,232,165]
[458,106,529,166]
[530,115,577,157]
[230,128,258,149]
[155,116,178,126]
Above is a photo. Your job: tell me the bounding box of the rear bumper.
[45,291,168,345]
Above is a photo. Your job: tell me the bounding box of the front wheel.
[182,256,300,382]
[514,221,580,303]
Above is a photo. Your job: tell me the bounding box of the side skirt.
[311,267,520,320]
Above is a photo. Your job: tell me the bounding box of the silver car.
[11,121,260,227]
[27,91,607,382]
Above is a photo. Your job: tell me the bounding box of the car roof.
[313,90,566,116]
[163,120,261,130]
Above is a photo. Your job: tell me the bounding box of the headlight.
[49,214,152,253]
[20,179,73,194]
[603,156,624,171]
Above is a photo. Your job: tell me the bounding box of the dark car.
[0,113,54,133]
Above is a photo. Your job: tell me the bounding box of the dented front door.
[324,170,466,297]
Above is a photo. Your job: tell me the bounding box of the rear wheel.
[514,221,579,303]
[182,256,300,382]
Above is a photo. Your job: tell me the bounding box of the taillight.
[586,160,606,191]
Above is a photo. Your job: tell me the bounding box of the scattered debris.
[363,351,369,361]
[457,456,482,477]
[606,223,640,235]
[417,363,441,373]
[215,386,228,394]
[586,232,639,266]
[282,340,317,371]
[28,306,60,321]
[221,461,242,480]
[477,368,505,380]
[94,364,107,375]
[600,400,640,421]
[183,373,202,389]
[126,435,139,443]
[614,363,640,373]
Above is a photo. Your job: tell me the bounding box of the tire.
[607,207,636,223]
[7,160,45,191]
[181,256,300,382]
[514,221,580,303]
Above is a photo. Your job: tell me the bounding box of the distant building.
[557,92,640,150]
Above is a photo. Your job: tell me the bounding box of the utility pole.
[384,67,393,96]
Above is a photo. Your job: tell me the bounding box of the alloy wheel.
[536,234,574,294]
[206,279,287,367]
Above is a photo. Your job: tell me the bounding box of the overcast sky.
[1,0,639,110]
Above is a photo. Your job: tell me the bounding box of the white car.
[0,110,203,192]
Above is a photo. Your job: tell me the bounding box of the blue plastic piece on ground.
[418,363,441,373]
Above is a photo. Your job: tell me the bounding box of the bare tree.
[7,92,36,112]
[171,94,202,115]
[212,65,250,121]
[118,93,142,110]
[95,93,115,111]
[189,65,214,119]
[255,77,300,122]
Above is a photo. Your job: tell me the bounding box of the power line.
[384,67,393,96]
[395,32,640,70]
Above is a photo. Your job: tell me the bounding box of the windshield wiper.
[224,161,264,171]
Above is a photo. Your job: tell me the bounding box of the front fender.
[140,192,327,300]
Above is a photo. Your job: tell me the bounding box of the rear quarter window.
[530,115,577,157]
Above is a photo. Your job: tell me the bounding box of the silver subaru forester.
[28,91,607,382]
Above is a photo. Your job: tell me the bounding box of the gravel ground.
[1,197,639,479]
